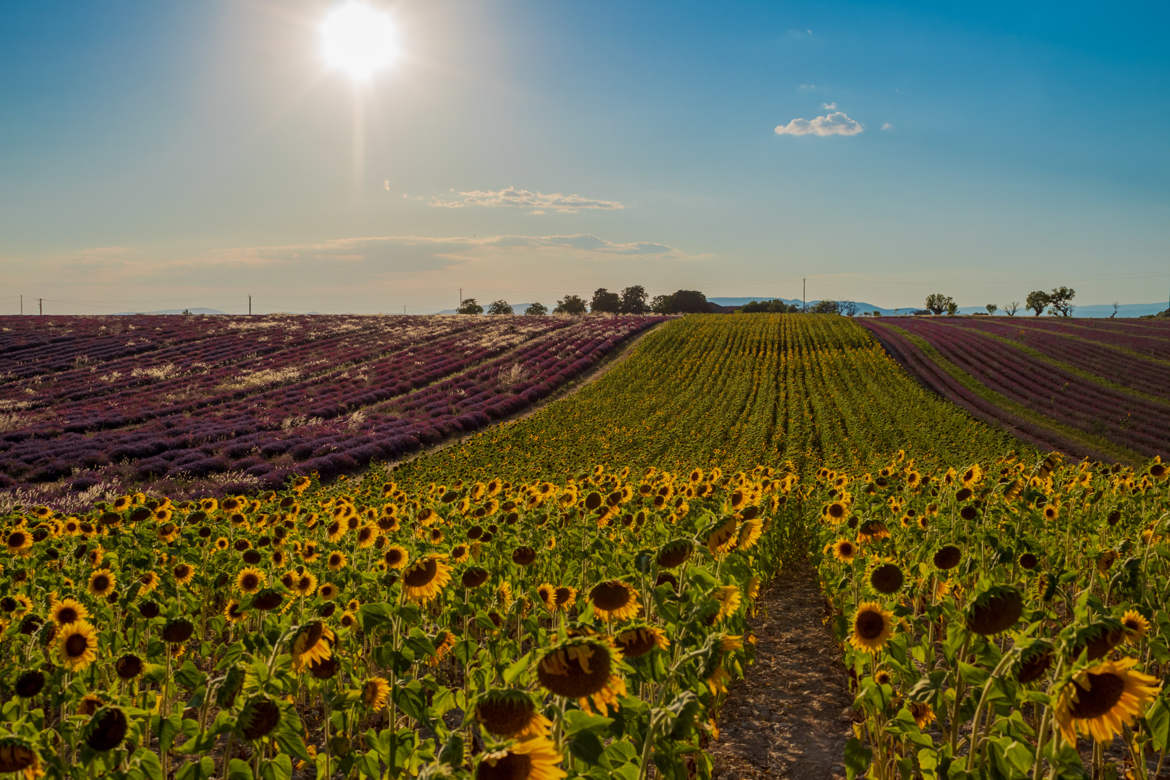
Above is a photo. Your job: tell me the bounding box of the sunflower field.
[812,452,1170,778]
[1,313,1167,778]
[0,463,804,779]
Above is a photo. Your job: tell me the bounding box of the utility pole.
[19,295,22,315]
[458,288,462,312]
[38,298,43,316]
[248,295,252,315]
[802,278,806,312]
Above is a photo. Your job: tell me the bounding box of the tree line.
[919,286,1076,317]
[456,287,715,316]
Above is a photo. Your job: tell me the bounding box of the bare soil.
[710,559,853,779]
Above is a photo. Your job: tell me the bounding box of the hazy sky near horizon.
[2,0,1168,314]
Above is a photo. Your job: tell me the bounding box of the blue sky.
[1,0,1168,313]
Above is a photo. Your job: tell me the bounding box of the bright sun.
[321,2,398,81]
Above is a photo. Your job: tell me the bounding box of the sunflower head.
[85,707,129,752]
[57,620,98,671]
[402,555,452,603]
[361,677,391,709]
[474,689,551,739]
[588,581,640,622]
[237,696,281,740]
[536,638,617,699]
[1054,657,1160,745]
[474,735,565,780]
[869,563,904,594]
[848,602,894,654]
[1121,609,1150,641]
[614,625,670,658]
[965,586,1023,636]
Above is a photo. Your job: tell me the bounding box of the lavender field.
[0,314,662,506]
[860,316,1170,462]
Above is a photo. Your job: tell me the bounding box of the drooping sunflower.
[87,569,116,598]
[965,586,1023,636]
[402,555,452,603]
[869,563,904,595]
[1121,609,1150,642]
[0,735,43,780]
[614,625,670,659]
[51,597,89,627]
[290,621,335,673]
[712,586,741,623]
[237,696,281,740]
[115,653,144,681]
[848,602,894,654]
[362,677,391,709]
[57,620,98,671]
[1054,657,1160,744]
[536,638,626,715]
[656,539,692,569]
[588,581,640,622]
[933,545,961,571]
[236,568,265,594]
[224,598,247,623]
[705,517,739,557]
[85,707,129,752]
[475,689,552,738]
[474,735,566,780]
[908,701,935,729]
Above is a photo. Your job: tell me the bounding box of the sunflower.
[318,582,338,600]
[869,563,904,595]
[712,586,741,622]
[475,736,566,780]
[50,597,89,627]
[830,538,857,563]
[85,706,129,752]
[965,586,1023,636]
[536,638,626,715]
[236,568,265,594]
[1122,609,1150,641]
[14,670,45,698]
[402,555,452,603]
[588,581,640,622]
[5,528,33,556]
[909,701,935,729]
[0,736,43,780]
[656,539,692,568]
[237,696,281,740]
[327,551,347,572]
[294,571,318,598]
[57,620,98,671]
[475,689,552,739]
[705,517,739,557]
[848,602,894,654]
[873,668,892,686]
[383,546,409,570]
[933,545,961,570]
[290,621,336,673]
[614,625,670,658]
[362,677,391,709]
[823,501,849,524]
[87,569,116,598]
[1054,657,1160,744]
[171,563,194,586]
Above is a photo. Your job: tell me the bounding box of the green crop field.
[1,315,1167,780]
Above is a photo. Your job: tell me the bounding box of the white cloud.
[881,122,893,131]
[774,110,864,137]
[798,83,817,91]
[429,186,625,214]
[822,102,837,110]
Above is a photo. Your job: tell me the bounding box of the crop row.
[0,315,662,501]
[860,317,1170,462]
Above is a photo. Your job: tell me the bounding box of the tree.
[1005,301,1019,317]
[669,290,710,313]
[1047,286,1075,317]
[456,298,483,315]
[810,300,840,314]
[590,288,621,314]
[985,304,997,316]
[553,295,587,315]
[924,293,954,316]
[1026,290,1050,317]
[1111,302,1119,319]
[840,301,859,317]
[740,299,798,313]
[487,300,513,315]
[946,300,959,316]
[619,285,649,314]
[524,302,547,316]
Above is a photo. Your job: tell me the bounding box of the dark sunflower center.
[93,575,110,592]
[403,559,438,587]
[537,643,611,698]
[477,698,534,736]
[476,753,533,780]
[855,610,887,640]
[617,628,657,658]
[555,587,573,605]
[1069,672,1126,719]
[9,532,26,547]
[242,574,258,589]
[65,633,89,657]
[591,582,631,610]
[839,543,853,556]
[58,607,78,624]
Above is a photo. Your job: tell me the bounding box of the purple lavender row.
[878,318,1169,457]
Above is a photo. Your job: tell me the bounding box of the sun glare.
[321,2,398,82]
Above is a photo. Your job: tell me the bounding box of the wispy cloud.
[429,186,624,214]
[774,109,864,137]
[822,102,837,110]
[786,28,814,38]
[881,122,894,131]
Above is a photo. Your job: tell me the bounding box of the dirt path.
[710,559,853,779]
